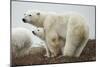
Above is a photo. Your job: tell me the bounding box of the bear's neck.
[37,14,48,27]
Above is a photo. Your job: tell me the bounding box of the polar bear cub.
[11,27,33,57]
[12,27,47,57]
[32,27,45,40]
[22,10,89,57]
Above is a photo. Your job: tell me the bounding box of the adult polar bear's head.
[22,10,57,27]
[22,10,50,27]
[32,27,45,40]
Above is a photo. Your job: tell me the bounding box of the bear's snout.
[22,18,26,22]
[32,31,36,35]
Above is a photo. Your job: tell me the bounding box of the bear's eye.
[29,15,32,16]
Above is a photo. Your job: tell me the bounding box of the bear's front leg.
[45,30,61,57]
[44,43,51,57]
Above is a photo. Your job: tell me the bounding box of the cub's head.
[22,10,46,27]
[32,27,45,40]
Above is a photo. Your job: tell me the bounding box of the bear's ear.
[37,12,40,15]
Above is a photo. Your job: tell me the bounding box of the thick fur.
[32,27,45,40]
[12,27,47,57]
[23,11,89,57]
[32,27,65,56]
[11,28,34,57]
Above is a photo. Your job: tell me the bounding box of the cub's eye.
[29,15,32,16]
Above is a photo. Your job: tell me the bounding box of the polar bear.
[12,27,46,57]
[32,27,45,40]
[22,10,89,57]
[11,27,33,57]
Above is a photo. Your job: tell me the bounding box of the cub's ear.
[37,12,40,15]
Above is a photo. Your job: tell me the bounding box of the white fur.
[33,28,45,40]
[23,11,89,57]
[11,27,34,57]
[12,27,47,57]
[33,27,65,55]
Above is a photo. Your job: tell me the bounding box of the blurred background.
[11,1,96,46]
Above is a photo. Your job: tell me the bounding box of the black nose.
[32,31,36,35]
[22,18,26,22]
